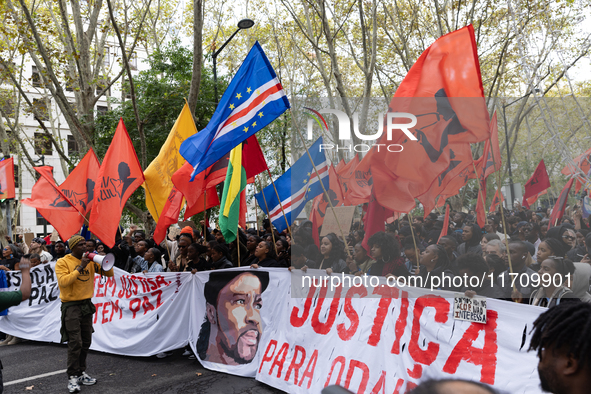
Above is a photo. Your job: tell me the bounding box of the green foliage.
[94,39,224,222]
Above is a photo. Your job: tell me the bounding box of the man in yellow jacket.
[55,235,114,393]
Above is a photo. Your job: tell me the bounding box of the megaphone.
[85,252,116,271]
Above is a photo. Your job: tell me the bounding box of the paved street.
[1,341,283,393]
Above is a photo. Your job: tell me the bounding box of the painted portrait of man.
[196,270,270,365]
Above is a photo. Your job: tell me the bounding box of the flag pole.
[472,160,487,222]
[407,211,421,273]
[256,175,279,255]
[487,119,517,295]
[145,183,173,260]
[266,169,293,241]
[291,109,351,258]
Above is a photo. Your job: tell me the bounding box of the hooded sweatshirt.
[457,223,482,256]
[572,262,591,303]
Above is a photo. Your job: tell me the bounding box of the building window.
[32,98,49,121]
[32,65,42,87]
[36,210,48,226]
[97,105,108,116]
[103,49,110,67]
[96,80,110,95]
[65,78,74,92]
[34,132,52,156]
[67,134,78,156]
[129,52,137,70]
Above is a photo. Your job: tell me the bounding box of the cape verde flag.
[255,137,329,231]
[179,42,290,180]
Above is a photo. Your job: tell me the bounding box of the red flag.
[0,158,15,199]
[239,189,247,230]
[22,167,83,240]
[438,204,450,242]
[184,187,220,219]
[173,136,263,214]
[153,187,184,245]
[561,147,591,176]
[371,25,490,212]
[522,160,551,208]
[337,155,360,200]
[311,203,320,248]
[58,149,100,216]
[309,165,344,229]
[417,143,474,215]
[243,135,268,183]
[344,154,372,205]
[361,189,393,257]
[89,119,145,247]
[173,157,227,215]
[526,189,547,207]
[489,189,504,213]
[548,179,574,228]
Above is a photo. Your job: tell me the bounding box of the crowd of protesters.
[1,201,591,386]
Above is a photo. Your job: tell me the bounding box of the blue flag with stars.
[179,42,290,180]
[255,137,329,232]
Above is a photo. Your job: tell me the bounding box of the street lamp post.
[212,18,255,105]
[33,154,46,235]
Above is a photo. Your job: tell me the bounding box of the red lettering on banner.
[408,296,449,367]
[137,277,150,293]
[151,289,163,309]
[324,356,346,387]
[259,340,278,373]
[110,300,122,321]
[407,363,422,379]
[442,310,499,384]
[391,297,409,354]
[155,275,170,288]
[405,382,417,393]
[95,280,106,297]
[269,342,289,378]
[102,301,110,324]
[311,285,342,335]
[298,349,318,389]
[284,346,306,385]
[337,287,366,341]
[344,359,370,394]
[141,296,155,315]
[392,378,404,394]
[369,370,386,394]
[93,302,103,324]
[367,285,393,346]
[290,285,316,327]
[147,277,158,291]
[129,297,142,319]
[117,277,126,298]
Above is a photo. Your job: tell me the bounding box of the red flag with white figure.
[22,166,83,241]
[89,119,145,247]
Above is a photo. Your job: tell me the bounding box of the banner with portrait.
[0,266,545,393]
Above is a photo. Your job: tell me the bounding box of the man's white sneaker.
[68,376,81,393]
[78,371,97,386]
[182,349,192,356]
[156,351,173,359]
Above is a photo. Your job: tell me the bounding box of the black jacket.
[212,256,233,270]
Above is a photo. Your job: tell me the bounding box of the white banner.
[0,266,545,393]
